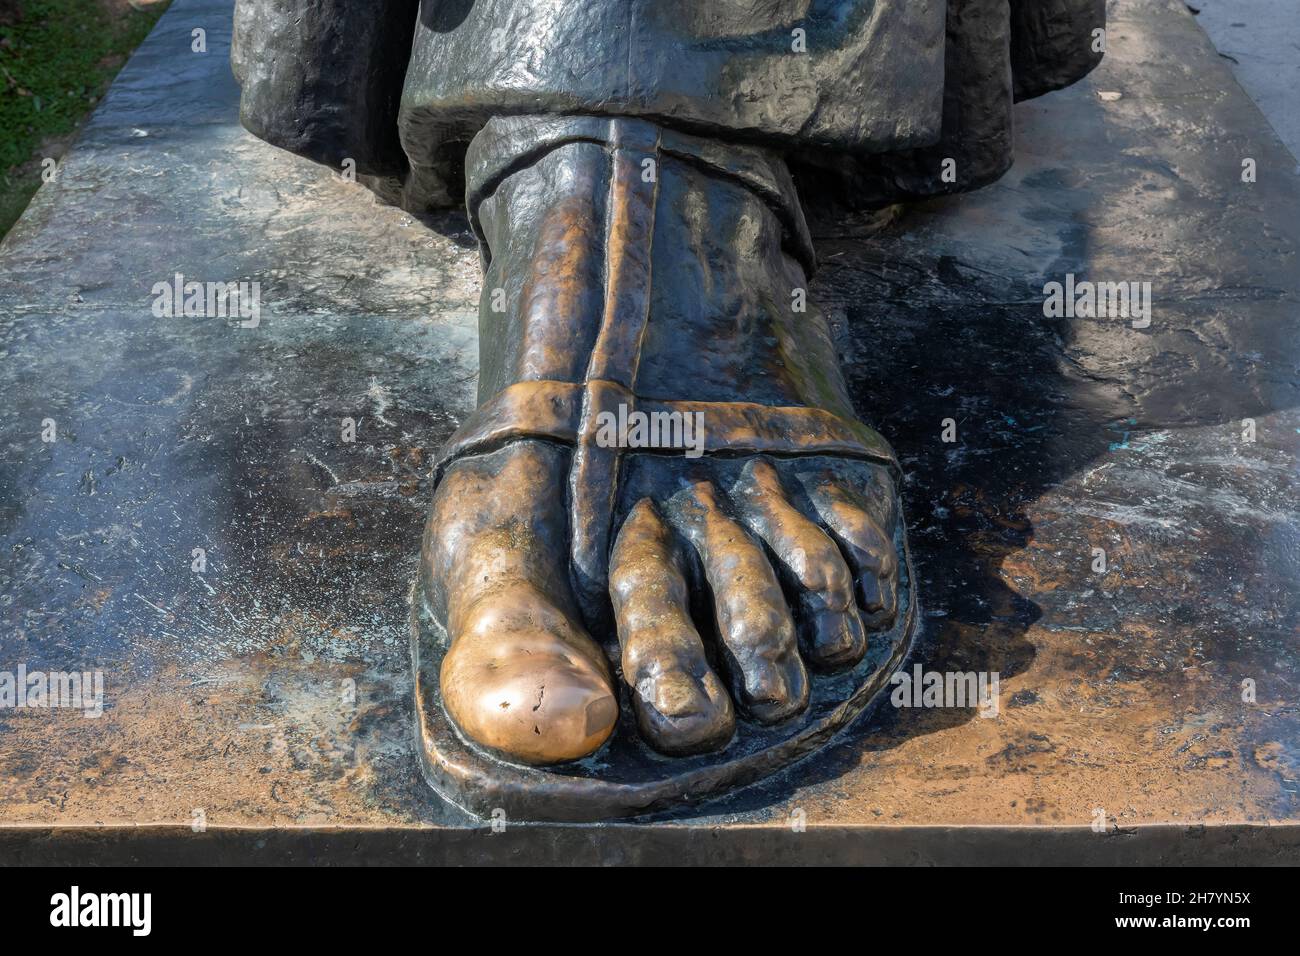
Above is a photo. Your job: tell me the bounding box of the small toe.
[735,460,869,670]
[801,606,869,670]
[610,499,734,756]
[669,480,809,724]
[809,481,900,631]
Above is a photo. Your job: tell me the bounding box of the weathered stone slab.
[0,0,1296,863]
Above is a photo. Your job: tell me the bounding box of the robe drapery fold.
[232,0,1103,210]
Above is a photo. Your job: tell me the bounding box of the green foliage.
[1,0,170,235]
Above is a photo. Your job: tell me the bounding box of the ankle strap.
[465,115,817,275]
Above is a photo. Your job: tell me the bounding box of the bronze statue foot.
[411,116,916,820]
[230,0,1107,826]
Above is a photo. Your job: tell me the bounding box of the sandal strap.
[466,115,817,276]
[433,379,900,482]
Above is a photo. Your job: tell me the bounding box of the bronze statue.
[231,0,1103,820]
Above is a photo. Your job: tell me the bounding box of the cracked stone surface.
[0,0,1296,862]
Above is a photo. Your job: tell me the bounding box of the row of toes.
[609,460,898,755]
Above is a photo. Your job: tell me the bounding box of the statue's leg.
[417,116,910,790]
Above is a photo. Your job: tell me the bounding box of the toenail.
[584,695,618,736]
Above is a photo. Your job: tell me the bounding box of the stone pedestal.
[1,0,1297,864]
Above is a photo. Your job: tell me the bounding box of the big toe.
[441,593,618,765]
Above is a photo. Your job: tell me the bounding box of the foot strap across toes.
[433,379,899,478]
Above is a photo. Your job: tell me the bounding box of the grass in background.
[1,0,171,239]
